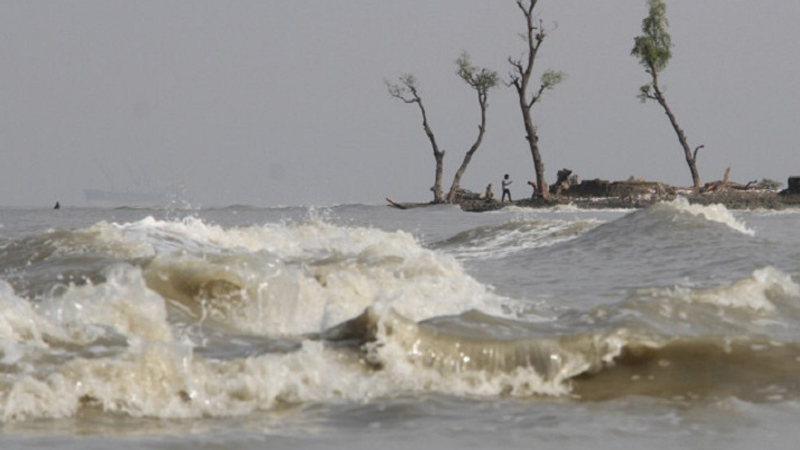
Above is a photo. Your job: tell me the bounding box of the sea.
[0,199,799,449]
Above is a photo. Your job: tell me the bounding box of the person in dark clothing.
[501,174,512,202]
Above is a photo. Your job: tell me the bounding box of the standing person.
[501,174,513,202]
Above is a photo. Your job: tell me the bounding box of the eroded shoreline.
[392,186,800,212]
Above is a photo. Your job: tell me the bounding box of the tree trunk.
[510,0,550,200]
[524,114,548,199]
[653,81,701,189]
[514,86,548,199]
[433,156,445,202]
[657,96,701,189]
[417,101,445,203]
[446,94,488,203]
[446,131,484,203]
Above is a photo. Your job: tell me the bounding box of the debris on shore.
[389,175,800,212]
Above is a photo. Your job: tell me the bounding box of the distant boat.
[83,188,167,206]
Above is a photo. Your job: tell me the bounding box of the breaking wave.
[0,205,794,422]
[669,196,754,235]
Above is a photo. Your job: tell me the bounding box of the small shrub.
[761,178,783,190]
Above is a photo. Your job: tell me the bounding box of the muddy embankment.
[450,176,800,212]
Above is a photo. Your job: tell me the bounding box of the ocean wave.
[634,266,799,313]
[325,306,628,397]
[550,198,757,260]
[126,217,511,335]
[3,266,800,421]
[0,211,792,423]
[330,270,800,402]
[572,337,800,402]
[432,218,602,260]
[0,215,522,421]
[1,215,515,334]
[667,197,754,235]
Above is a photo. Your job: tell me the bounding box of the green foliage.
[761,178,783,190]
[541,69,566,91]
[385,74,419,100]
[399,73,418,88]
[456,52,474,78]
[631,0,672,75]
[456,52,500,94]
[637,84,654,103]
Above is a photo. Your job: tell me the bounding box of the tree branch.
[693,144,704,162]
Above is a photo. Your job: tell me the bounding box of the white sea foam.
[0,214,555,422]
[2,214,516,339]
[0,281,48,346]
[103,216,512,335]
[18,213,791,423]
[669,196,754,235]
[641,267,799,313]
[0,271,369,421]
[0,305,580,421]
[43,264,175,344]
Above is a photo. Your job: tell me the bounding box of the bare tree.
[632,0,701,189]
[386,74,446,203]
[446,52,500,203]
[508,0,565,199]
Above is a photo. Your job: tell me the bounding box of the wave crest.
[664,197,754,235]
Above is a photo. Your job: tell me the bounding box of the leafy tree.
[632,0,702,189]
[388,53,499,204]
[508,0,565,199]
[446,52,500,203]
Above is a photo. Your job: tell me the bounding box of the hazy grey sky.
[2,1,798,207]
